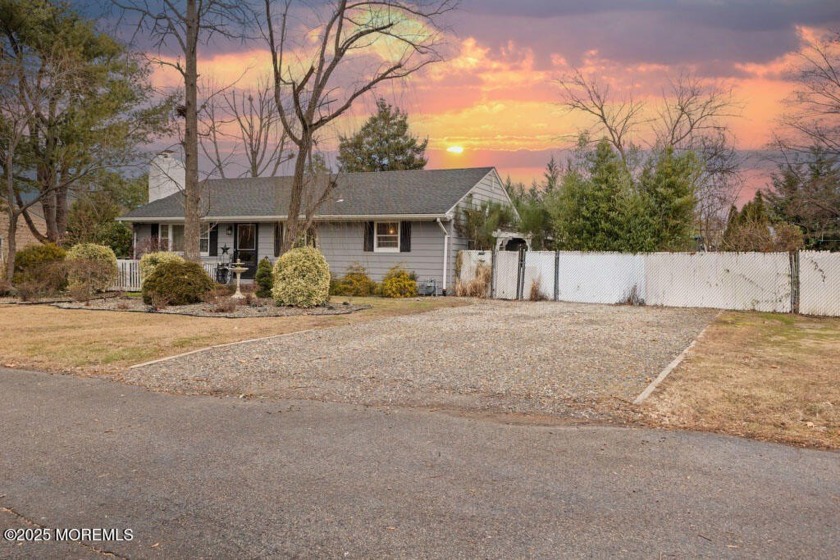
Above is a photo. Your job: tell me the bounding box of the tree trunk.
[5,211,17,281]
[182,0,201,262]
[282,139,310,252]
[55,184,68,244]
[4,157,18,280]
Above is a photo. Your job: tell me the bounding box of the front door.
[234,223,258,279]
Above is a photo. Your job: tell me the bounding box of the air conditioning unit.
[417,279,437,296]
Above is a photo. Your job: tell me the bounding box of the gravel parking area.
[124,301,718,418]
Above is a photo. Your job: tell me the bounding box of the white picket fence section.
[111,259,219,292]
[800,251,840,316]
[646,252,792,312]
[113,259,142,291]
[465,249,840,316]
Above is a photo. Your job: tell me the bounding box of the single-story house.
[119,152,516,294]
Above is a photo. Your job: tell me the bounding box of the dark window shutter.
[151,223,159,239]
[363,222,374,252]
[209,224,218,256]
[274,222,284,257]
[400,221,411,252]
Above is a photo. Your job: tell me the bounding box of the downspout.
[436,218,450,296]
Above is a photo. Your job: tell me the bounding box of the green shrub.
[139,251,185,285]
[142,260,214,306]
[65,243,118,296]
[255,257,274,298]
[272,247,330,308]
[94,221,133,258]
[331,264,377,297]
[380,265,418,298]
[14,261,67,300]
[13,243,66,286]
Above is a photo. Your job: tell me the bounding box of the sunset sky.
[139,0,840,202]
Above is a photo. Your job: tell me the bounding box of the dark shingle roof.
[122,167,495,221]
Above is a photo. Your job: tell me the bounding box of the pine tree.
[337,98,428,172]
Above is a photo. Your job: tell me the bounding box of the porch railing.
[112,259,218,292]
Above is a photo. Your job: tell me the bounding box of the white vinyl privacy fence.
[457,249,840,316]
[645,252,793,312]
[799,251,840,316]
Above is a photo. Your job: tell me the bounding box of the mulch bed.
[51,296,370,318]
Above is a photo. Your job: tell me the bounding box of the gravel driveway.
[124,300,718,418]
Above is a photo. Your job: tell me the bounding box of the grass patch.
[644,311,840,449]
[0,297,467,374]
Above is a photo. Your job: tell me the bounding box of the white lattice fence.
[645,252,792,312]
[452,249,840,316]
[799,251,840,316]
[555,252,646,304]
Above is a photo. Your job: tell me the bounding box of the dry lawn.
[0,297,466,375]
[644,311,840,449]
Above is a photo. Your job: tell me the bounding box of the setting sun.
[447,146,464,154]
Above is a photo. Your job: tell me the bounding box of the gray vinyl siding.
[132,223,152,258]
[317,221,451,292]
[257,223,275,262]
[133,219,455,293]
[450,170,514,252]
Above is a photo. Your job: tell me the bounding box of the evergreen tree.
[633,147,699,251]
[0,0,172,243]
[549,139,634,251]
[722,191,804,252]
[337,98,428,172]
[766,148,840,251]
[546,141,699,252]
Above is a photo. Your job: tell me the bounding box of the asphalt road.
[1,368,837,559]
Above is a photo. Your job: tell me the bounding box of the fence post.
[790,250,800,314]
[490,248,497,299]
[554,250,560,301]
[516,247,527,300]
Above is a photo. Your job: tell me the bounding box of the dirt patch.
[642,311,840,449]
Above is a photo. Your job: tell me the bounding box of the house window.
[171,225,184,252]
[158,224,209,255]
[158,224,170,251]
[199,225,210,255]
[374,222,400,252]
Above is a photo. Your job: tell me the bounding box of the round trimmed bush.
[380,265,417,298]
[272,247,330,308]
[139,251,186,285]
[331,264,377,297]
[142,260,214,306]
[66,243,118,294]
[13,243,66,285]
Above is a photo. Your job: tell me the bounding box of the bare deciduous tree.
[557,69,646,165]
[262,0,457,251]
[200,78,291,178]
[777,29,840,158]
[114,0,253,261]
